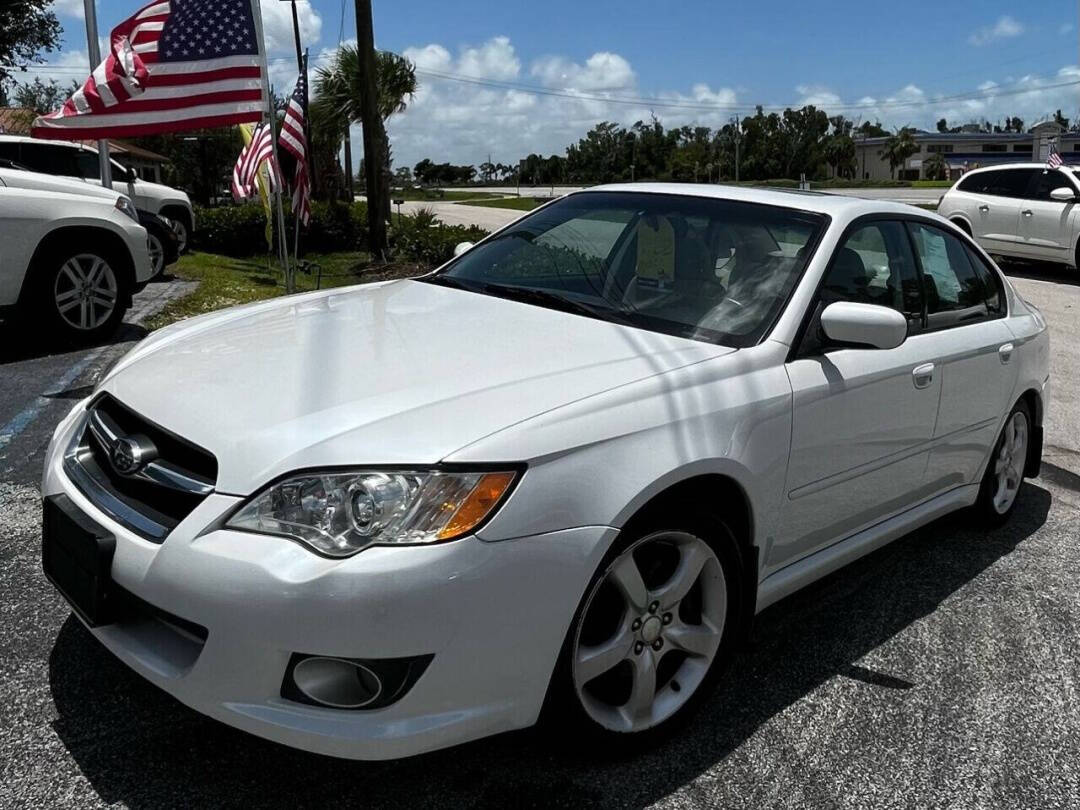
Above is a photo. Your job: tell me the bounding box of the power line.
[17,54,1080,115]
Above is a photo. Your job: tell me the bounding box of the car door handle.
[1021,209,1034,217]
[978,204,990,212]
[912,363,935,389]
[999,343,1014,364]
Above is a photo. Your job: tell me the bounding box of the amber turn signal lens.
[437,472,517,540]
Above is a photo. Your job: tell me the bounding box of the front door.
[772,220,939,573]
[1016,167,1078,262]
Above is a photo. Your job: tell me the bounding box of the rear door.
[774,219,938,570]
[1016,167,1079,263]
[964,169,1032,255]
[906,222,1018,493]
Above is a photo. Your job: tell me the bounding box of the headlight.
[226,469,519,557]
[115,195,139,222]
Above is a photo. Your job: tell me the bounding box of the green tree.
[312,45,417,215]
[12,76,74,112]
[879,129,919,179]
[0,0,61,92]
[936,118,949,133]
[923,151,948,181]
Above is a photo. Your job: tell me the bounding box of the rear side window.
[907,222,991,329]
[1025,169,1075,202]
[0,142,20,162]
[985,169,1035,197]
[964,245,1007,316]
[957,172,991,194]
[17,143,80,177]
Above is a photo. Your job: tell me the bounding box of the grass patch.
[911,180,953,188]
[145,250,424,331]
[458,196,548,211]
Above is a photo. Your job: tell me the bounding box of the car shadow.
[0,319,149,365]
[46,485,1052,808]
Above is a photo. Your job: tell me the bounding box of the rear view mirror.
[821,301,907,350]
[1050,187,1075,202]
[453,241,474,257]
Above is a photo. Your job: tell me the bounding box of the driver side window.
[801,220,923,355]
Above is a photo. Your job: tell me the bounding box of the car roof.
[576,181,927,219]
[0,134,92,150]
[960,162,1069,174]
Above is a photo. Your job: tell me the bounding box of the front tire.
[554,511,744,747]
[147,231,166,278]
[975,400,1031,526]
[34,247,129,345]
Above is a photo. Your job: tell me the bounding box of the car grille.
[63,394,218,541]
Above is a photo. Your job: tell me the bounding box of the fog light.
[282,652,434,711]
[291,657,383,709]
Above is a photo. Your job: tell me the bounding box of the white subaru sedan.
[938,162,1080,269]
[41,185,1049,760]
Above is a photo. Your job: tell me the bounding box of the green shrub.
[390,208,488,266]
[192,201,369,257]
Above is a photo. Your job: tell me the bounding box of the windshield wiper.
[476,283,628,323]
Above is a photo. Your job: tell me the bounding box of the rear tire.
[549,509,745,750]
[951,218,972,236]
[974,400,1031,527]
[32,244,130,345]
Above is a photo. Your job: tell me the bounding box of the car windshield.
[426,191,826,347]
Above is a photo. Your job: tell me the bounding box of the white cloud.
[969,16,1024,46]
[52,0,84,20]
[1060,23,1075,35]
[531,52,635,91]
[383,37,735,168]
[258,0,322,55]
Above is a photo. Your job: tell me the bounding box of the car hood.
[100,279,731,493]
[113,178,189,207]
[0,168,122,203]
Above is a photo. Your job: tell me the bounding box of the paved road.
[389,186,943,232]
[0,265,1078,808]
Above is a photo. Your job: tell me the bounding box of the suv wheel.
[147,231,165,278]
[36,248,129,344]
[168,216,189,253]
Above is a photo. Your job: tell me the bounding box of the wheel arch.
[19,225,136,304]
[616,472,759,630]
[948,214,973,236]
[1018,387,1044,477]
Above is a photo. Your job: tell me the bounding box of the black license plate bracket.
[42,494,117,627]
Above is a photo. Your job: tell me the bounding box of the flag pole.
[250,0,293,292]
[82,0,112,188]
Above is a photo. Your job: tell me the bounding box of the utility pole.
[82,0,112,188]
[354,0,388,260]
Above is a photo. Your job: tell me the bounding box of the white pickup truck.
[0,184,152,343]
[0,135,195,252]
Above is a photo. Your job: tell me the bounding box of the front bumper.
[42,405,613,760]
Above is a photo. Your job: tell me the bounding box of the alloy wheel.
[992,411,1028,514]
[170,218,188,253]
[572,531,727,733]
[148,233,164,276]
[52,254,118,331]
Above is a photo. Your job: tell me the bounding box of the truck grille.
[63,394,218,541]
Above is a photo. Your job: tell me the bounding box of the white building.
[853,121,1075,181]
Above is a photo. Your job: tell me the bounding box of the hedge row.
[191,201,490,267]
[192,201,369,257]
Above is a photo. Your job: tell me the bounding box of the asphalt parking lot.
[0,265,1078,809]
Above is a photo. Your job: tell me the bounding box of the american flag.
[231,121,279,200]
[1048,141,1064,169]
[31,0,264,140]
[279,74,311,226]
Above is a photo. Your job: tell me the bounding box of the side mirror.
[1050,186,1075,202]
[820,301,907,350]
[453,241,474,257]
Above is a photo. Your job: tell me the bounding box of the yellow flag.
[238,123,274,252]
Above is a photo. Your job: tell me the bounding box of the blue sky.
[27,0,1080,166]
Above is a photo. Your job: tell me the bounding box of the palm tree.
[313,46,417,220]
[879,128,919,180]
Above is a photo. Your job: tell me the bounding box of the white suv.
[0,135,195,251]
[0,185,152,342]
[938,162,1080,269]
